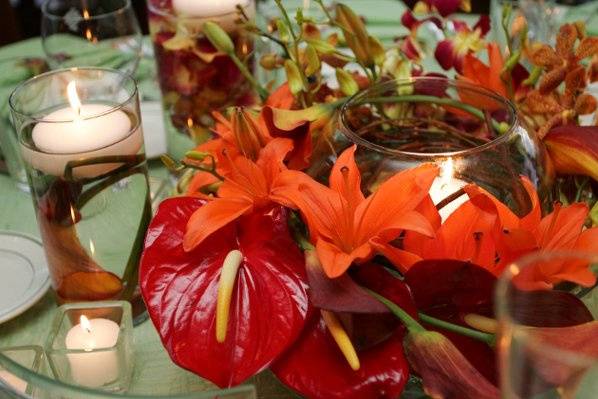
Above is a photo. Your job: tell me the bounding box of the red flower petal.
[140,198,309,387]
[272,268,413,399]
[435,40,456,70]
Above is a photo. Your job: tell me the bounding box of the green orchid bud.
[203,21,234,54]
[284,60,306,95]
[335,68,359,96]
[368,35,385,67]
[304,45,321,76]
[335,3,371,65]
[276,19,291,42]
[305,38,336,54]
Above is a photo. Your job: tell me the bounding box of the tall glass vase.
[9,68,150,322]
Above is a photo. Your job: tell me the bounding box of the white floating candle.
[21,81,143,178]
[172,0,248,17]
[65,316,120,388]
[429,158,468,222]
[0,369,27,393]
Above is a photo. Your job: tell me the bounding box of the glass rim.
[41,0,133,21]
[8,67,138,125]
[495,250,598,365]
[147,0,251,20]
[339,77,520,158]
[0,351,255,398]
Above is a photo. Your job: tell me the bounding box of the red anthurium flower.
[184,138,306,251]
[276,145,438,278]
[272,263,414,399]
[140,198,309,387]
[544,125,598,181]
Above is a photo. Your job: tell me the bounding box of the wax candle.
[172,0,249,17]
[21,81,143,178]
[428,158,468,221]
[65,316,120,388]
[0,369,27,393]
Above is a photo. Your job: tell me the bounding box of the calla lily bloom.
[140,198,309,387]
[544,125,598,181]
[404,330,499,399]
[276,145,438,278]
[184,138,301,251]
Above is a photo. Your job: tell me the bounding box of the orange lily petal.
[355,164,438,243]
[376,210,435,242]
[536,203,588,250]
[316,239,372,278]
[329,145,365,210]
[186,171,219,198]
[575,228,598,253]
[256,138,294,186]
[487,43,506,96]
[219,157,269,202]
[183,198,252,251]
[370,238,423,273]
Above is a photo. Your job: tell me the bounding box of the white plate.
[0,232,50,324]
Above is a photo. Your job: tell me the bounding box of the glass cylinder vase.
[147,0,256,160]
[311,78,554,219]
[9,68,150,322]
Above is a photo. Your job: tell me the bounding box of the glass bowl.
[309,77,554,217]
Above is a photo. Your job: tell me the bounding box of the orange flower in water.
[184,138,300,251]
[276,145,438,278]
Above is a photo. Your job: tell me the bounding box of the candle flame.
[439,157,455,190]
[80,315,92,333]
[67,81,82,117]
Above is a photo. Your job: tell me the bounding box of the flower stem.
[418,313,495,346]
[229,53,269,101]
[365,288,426,333]
[362,95,505,134]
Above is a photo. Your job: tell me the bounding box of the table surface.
[0,0,596,397]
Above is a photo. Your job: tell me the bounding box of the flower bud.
[284,60,306,95]
[335,68,359,96]
[304,45,321,76]
[203,21,234,54]
[260,53,281,70]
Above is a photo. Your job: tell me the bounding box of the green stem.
[77,164,145,209]
[365,288,426,333]
[229,53,268,101]
[418,313,495,345]
[121,193,152,302]
[362,95,505,133]
[64,154,144,182]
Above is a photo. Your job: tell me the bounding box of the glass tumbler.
[41,0,143,75]
[496,251,598,398]
[147,0,257,159]
[9,68,150,322]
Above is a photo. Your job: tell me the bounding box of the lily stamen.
[321,309,361,371]
[216,250,244,343]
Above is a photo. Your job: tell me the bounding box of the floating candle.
[172,0,249,17]
[21,81,143,178]
[65,316,120,388]
[0,369,27,393]
[429,158,468,221]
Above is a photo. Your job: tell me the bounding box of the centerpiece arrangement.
[139,1,598,398]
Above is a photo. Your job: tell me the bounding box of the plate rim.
[0,230,51,324]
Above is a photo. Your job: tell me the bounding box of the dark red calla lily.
[140,197,310,387]
[404,260,498,382]
[272,264,414,399]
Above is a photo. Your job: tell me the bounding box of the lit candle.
[429,158,468,221]
[172,0,254,32]
[65,316,120,388]
[0,369,27,393]
[21,81,143,178]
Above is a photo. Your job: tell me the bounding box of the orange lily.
[184,138,298,251]
[462,180,598,287]
[460,43,507,97]
[276,145,438,278]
